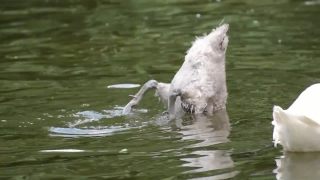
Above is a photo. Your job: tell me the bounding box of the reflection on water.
[181,150,239,180]
[179,110,231,148]
[274,152,320,180]
[48,108,146,137]
[69,109,123,127]
[40,149,86,153]
[48,126,132,137]
[175,110,239,179]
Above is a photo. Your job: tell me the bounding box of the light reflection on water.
[48,108,148,137]
[40,149,86,153]
[173,110,239,179]
[274,152,320,180]
[48,126,133,137]
[178,110,231,148]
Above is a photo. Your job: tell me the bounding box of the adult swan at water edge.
[122,23,230,120]
[272,83,320,152]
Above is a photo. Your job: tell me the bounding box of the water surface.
[1,0,320,179]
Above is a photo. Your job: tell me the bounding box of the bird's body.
[272,83,320,152]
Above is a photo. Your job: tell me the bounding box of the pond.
[1,0,320,179]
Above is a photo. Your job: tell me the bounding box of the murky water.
[1,0,320,179]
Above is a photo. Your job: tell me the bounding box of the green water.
[1,0,320,179]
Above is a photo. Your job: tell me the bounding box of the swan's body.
[272,83,320,152]
[122,23,230,118]
[168,23,229,119]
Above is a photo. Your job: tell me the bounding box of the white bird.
[272,83,320,152]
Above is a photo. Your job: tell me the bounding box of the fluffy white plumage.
[168,23,229,118]
[272,83,320,152]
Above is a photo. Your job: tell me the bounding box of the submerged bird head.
[179,89,208,114]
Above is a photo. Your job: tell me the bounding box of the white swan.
[272,83,320,152]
